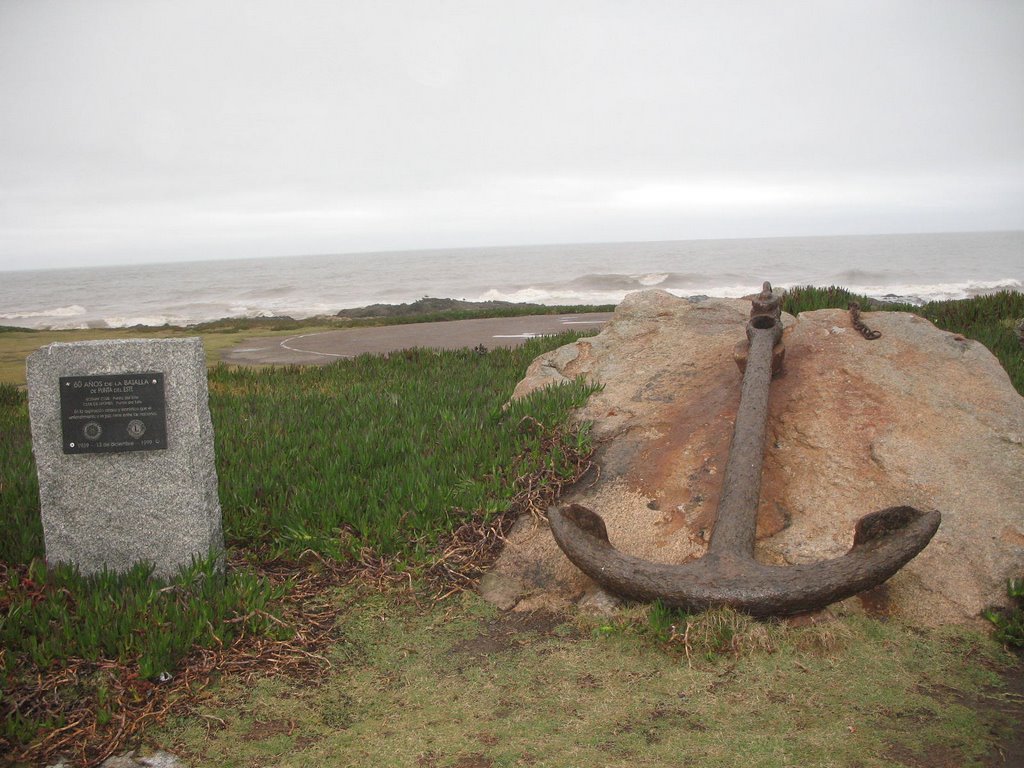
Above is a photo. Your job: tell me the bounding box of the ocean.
[1,231,1021,330]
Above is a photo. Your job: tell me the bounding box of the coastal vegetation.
[984,578,1024,649]
[209,343,597,559]
[1,289,1021,765]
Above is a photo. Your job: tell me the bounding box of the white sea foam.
[0,304,87,320]
[226,305,278,319]
[637,273,669,286]
[838,278,1024,304]
[478,287,630,306]
[95,301,345,329]
[100,315,192,328]
[479,282,769,305]
[42,321,91,330]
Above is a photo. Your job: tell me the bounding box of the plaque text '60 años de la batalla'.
[60,373,167,454]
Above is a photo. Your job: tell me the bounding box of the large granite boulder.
[483,290,1024,625]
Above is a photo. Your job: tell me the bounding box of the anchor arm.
[548,503,940,616]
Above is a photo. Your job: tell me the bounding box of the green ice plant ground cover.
[984,578,1024,649]
[209,340,597,559]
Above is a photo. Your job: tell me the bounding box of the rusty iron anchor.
[548,283,941,617]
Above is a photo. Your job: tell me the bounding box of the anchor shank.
[707,316,780,558]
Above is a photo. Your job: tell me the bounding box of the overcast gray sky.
[1,0,1022,270]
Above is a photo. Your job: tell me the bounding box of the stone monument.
[26,338,223,580]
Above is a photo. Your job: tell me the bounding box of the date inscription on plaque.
[60,373,167,454]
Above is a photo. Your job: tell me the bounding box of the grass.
[0,556,287,679]
[209,340,597,559]
[154,591,1020,768]
[984,578,1024,649]
[0,383,38,563]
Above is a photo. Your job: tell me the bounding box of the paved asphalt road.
[221,312,614,366]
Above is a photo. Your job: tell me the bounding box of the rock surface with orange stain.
[482,290,1024,625]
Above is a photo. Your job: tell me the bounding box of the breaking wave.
[837,278,1024,306]
[0,304,86,320]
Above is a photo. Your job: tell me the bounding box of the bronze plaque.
[60,373,167,454]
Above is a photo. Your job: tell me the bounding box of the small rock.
[578,587,622,615]
[48,751,189,768]
[478,572,525,611]
[101,751,187,768]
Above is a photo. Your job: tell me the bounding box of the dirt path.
[221,312,613,366]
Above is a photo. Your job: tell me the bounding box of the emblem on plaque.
[126,419,146,439]
[82,421,102,440]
